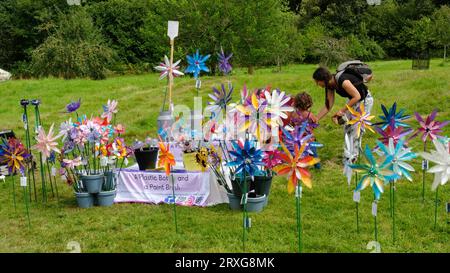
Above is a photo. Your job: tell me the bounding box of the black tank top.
[335,73,368,101]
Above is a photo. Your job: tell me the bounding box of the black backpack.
[335,60,373,84]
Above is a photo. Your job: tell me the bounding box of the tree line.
[0,0,448,79]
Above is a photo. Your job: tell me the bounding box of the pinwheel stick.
[392,181,396,243]
[422,141,427,202]
[22,103,37,202]
[355,173,360,233]
[46,162,59,202]
[168,39,174,108]
[434,187,439,229]
[171,172,178,233]
[22,182,31,228]
[296,184,302,253]
[34,104,47,203]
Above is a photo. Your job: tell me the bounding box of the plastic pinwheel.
[154,55,184,80]
[375,125,413,147]
[262,148,283,172]
[343,134,358,185]
[205,83,233,117]
[227,140,264,177]
[264,89,293,127]
[217,47,232,75]
[33,124,62,161]
[346,104,375,138]
[282,123,323,156]
[1,138,31,175]
[158,142,175,176]
[377,138,417,182]
[235,93,272,142]
[412,110,449,143]
[374,102,411,130]
[421,139,450,191]
[185,49,210,79]
[273,142,319,194]
[349,145,398,200]
[101,100,118,123]
[65,98,81,114]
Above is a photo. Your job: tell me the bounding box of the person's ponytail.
[313,67,333,110]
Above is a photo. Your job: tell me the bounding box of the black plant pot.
[254,175,273,207]
[134,147,159,171]
[231,176,252,198]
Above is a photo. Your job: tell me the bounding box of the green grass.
[0,59,449,253]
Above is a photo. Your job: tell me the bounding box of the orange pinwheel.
[158,142,175,176]
[346,103,375,138]
[273,142,319,194]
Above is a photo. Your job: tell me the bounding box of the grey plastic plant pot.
[80,173,104,194]
[75,192,94,208]
[246,194,266,213]
[227,192,241,211]
[97,190,116,207]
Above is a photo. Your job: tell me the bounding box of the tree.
[432,5,450,62]
[403,16,434,55]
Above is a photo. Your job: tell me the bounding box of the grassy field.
[0,60,449,253]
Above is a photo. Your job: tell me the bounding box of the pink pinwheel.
[101,100,118,122]
[33,124,62,160]
[413,110,449,143]
[263,149,283,170]
[154,55,184,80]
[375,125,413,147]
[63,157,82,169]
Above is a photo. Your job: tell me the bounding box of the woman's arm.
[316,90,335,121]
[334,80,361,116]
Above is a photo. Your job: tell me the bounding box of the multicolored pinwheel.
[421,139,450,190]
[262,148,283,171]
[273,142,319,194]
[1,138,31,175]
[349,145,398,200]
[158,142,175,176]
[154,55,184,80]
[227,140,264,177]
[235,93,272,141]
[217,48,232,75]
[264,89,293,127]
[375,125,413,147]
[185,49,210,79]
[205,83,233,117]
[101,100,118,123]
[374,102,411,130]
[377,138,417,182]
[346,104,375,138]
[282,123,323,156]
[412,110,449,143]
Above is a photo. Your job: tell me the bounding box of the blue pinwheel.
[185,49,210,79]
[374,102,410,130]
[205,83,233,117]
[349,145,398,200]
[282,123,323,156]
[376,138,417,182]
[227,140,264,177]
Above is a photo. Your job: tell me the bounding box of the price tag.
[20,176,27,187]
[353,191,361,203]
[372,201,378,217]
[195,79,202,89]
[244,217,251,228]
[422,159,428,170]
[167,21,179,40]
[295,185,302,198]
[51,167,57,177]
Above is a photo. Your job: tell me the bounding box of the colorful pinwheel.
[154,55,184,80]
[65,99,81,113]
[33,124,61,161]
[264,89,293,127]
[205,83,233,117]
[412,110,449,143]
[377,138,417,182]
[420,139,450,190]
[374,102,411,130]
[349,145,398,200]
[375,125,413,147]
[235,93,272,141]
[262,148,283,171]
[282,123,323,156]
[346,104,375,138]
[273,142,319,194]
[101,100,118,123]
[158,142,175,176]
[185,49,210,79]
[227,140,264,177]
[217,48,232,75]
[1,138,31,174]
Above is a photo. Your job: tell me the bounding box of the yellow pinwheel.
[235,93,272,141]
[346,103,375,138]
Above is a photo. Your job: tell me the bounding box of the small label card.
[244,217,251,229]
[295,185,302,198]
[372,201,378,217]
[422,159,428,170]
[353,191,361,203]
[51,167,57,177]
[20,176,27,187]
[195,79,202,89]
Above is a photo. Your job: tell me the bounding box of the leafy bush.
[30,8,115,80]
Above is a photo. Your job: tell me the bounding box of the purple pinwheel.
[375,125,413,148]
[217,47,232,75]
[374,102,411,130]
[412,110,449,143]
[205,83,233,117]
[185,50,210,79]
[282,123,323,156]
[65,98,81,113]
[227,140,264,177]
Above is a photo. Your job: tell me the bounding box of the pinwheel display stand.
[114,147,229,207]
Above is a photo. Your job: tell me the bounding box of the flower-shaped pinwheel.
[65,98,81,113]
[227,140,264,177]
[101,100,118,123]
[217,48,232,75]
[262,148,283,171]
[346,104,375,138]
[33,124,62,161]
[185,50,210,79]
[375,125,413,147]
[412,110,449,143]
[0,138,31,174]
[205,83,233,117]
[420,139,450,190]
[282,123,323,156]
[235,93,272,141]
[264,89,293,127]
[343,134,358,185]
[154,55,184,80]
[349,145,398,200]
[374,102,411,130]
[158,142,175,176]
[273,142,319,194]
[377,138,417,182]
